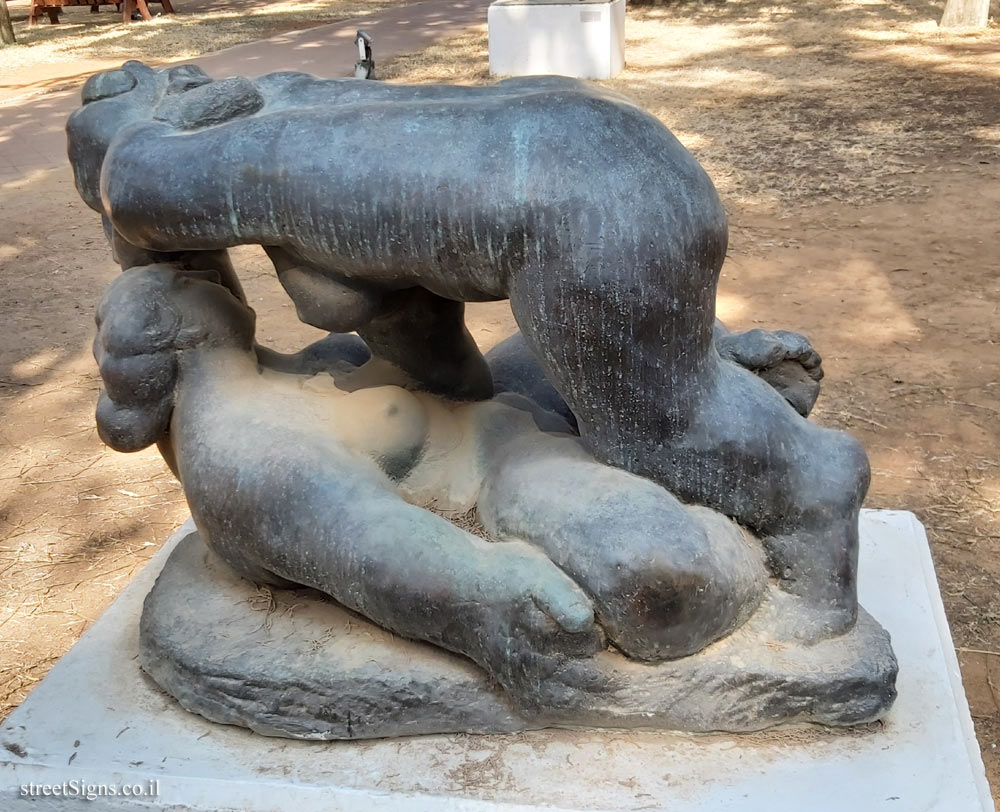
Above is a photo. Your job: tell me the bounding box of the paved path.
[0,0,489,180]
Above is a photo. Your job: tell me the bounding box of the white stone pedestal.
[0,511,995,811]
[488,0,625,80]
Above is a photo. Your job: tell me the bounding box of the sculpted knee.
[596,513,766,661]
[798,430,870,522]
[281,267,383,333]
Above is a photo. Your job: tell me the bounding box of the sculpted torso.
[81,71,723,307]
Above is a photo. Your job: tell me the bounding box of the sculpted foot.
[756,590,858,645]
[715,327,824,417]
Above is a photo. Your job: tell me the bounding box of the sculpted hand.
[459,544,607,712]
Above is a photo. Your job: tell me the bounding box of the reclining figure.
[96,264,774,708]
[69,62,878,714]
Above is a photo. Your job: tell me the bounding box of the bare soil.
[1,0,999,799]
[0,0,413,101]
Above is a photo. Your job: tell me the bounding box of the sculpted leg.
[263,245,384,332]
[476,426,767,660]
[509,249,868,637]
[259,247,491,400]
[655,361,869,636]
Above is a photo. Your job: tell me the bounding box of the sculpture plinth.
[143,531,895,739]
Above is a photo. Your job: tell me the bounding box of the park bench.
[28,0,174,25]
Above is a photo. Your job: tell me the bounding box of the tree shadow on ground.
[0,0,415,75]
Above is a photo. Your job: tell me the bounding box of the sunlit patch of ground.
[380,0,1000,206]
[0,0,411,76]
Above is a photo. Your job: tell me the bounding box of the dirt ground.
[0,0,413,101]
[1,0,1000,800]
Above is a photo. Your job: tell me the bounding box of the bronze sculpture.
[69,61,897,738]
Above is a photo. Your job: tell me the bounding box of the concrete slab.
[488,0,624,79]
[0,511,994,811]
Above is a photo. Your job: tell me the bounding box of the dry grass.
[0,0,410,74]
[381,0,1000,206]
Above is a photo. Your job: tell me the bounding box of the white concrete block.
[488,0,625,80]
[0,511,994,811]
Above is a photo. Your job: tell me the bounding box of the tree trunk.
[0,0,16,46]
[940,0,990,27]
